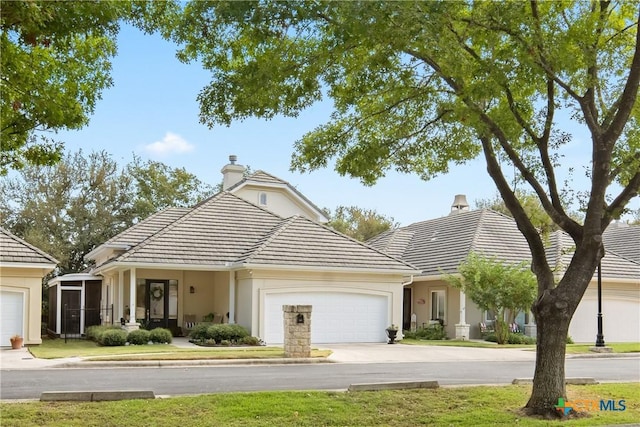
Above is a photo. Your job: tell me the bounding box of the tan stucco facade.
[0,266,53,345]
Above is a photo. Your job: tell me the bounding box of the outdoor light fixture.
[189,286,195,294]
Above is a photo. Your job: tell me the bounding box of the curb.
[512,377,598,385]
[348,380,439,392]
[56,357,333,369]
[41,390,155,401]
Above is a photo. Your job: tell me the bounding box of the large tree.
[0,0,176,174]
[327,205,398,242]
[169,1,640,417]
[0,150,212,274]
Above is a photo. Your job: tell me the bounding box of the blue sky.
[54,24,637,226]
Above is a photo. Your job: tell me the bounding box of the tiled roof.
[106,192,413,273]
[228,170,328,221]
[237,215,416,271]
[603,223,640,264]
[368,210,531,276]
[0,227,58,265]
[369,210,639,281]
[99,207,190,248]
[546,229,640,280]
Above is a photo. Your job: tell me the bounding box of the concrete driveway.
[321,343,537,363]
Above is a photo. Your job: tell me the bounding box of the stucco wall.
[242,269,405,341]
[0,266,50,345]
[234,186,317,220]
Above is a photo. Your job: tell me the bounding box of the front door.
[147,280,169,330]
[61,289,81,336]
[403,288,412,331]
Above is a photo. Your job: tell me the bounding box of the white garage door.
[264,292,388,344]
[570,295,640,343]
[1,291,24,347]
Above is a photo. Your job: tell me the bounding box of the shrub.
[220,340,231,346]
[99,329,127,346]
[507,333,536,344]
[149,328,172,344]
[86,325,122,342]
[415,323,447,340]
[127,329,151,345]
[402,330,417,340]
[206,324,249,343]
[189,324,210,341]
[240,336,261,346]
[484,333,497,343]
[566,335,574,344]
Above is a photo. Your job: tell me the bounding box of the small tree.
[447,253,537,344]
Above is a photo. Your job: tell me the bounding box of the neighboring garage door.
[569,294,640,343]
[264,292,388,344]
[0,291,24,347]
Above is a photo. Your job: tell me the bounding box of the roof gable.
[0,227,58,265]
[228,170,329,222]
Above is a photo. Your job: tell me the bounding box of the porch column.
[455,290,470,340]
[524,311,537,338]
[228,271,235,324]
[117,270,124,322]
[126,267,139,331]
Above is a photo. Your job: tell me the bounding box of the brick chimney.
[221,155,245,190]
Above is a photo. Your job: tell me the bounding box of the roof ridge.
[0,227,59,264]
[468,209,487,253]
[241,216,299,263]
[117,192,284,262]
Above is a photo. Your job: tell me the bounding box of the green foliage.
[0,1,179,173]
[0,149,212,274]
[205,324,249,344]
[149,328,173,344]
[99,329,127,346]
[85,325,122,343]
[446,252,536,344]
[507,333,536,345]
[404,324,447,341]
[127,155,214,220]
[127,329,151,345]
[239,336,261,346]
[327,206,398,242]
[189,324,210,341]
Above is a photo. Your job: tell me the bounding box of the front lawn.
[401,338,640,354]
[28,338,330,360]
[1,383,637,426]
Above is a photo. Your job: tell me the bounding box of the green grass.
[565,342,640,354]
[401,339,640,354]
[28,338,331,360]
[400,338,534,349]
[1,383,637,426]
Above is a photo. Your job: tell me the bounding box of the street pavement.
[0,338,634,370]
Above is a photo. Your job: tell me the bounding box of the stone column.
[283,305,311,358]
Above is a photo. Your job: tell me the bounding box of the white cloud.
[143,132,195,156]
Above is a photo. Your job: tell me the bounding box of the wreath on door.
[151,287,164,301]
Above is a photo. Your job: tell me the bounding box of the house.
[84,157,417,344]
[368,195,640,343]
[0,227,58,346]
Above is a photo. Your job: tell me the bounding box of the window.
[258,192,267,205]
[430,290,445,322]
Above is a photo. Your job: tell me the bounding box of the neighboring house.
[368,196,640,342]
[84,157,417,344]
[0,227,58,346]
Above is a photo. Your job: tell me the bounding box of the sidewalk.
[1,339,637,370]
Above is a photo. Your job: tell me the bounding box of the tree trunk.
[525,293,572,418]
